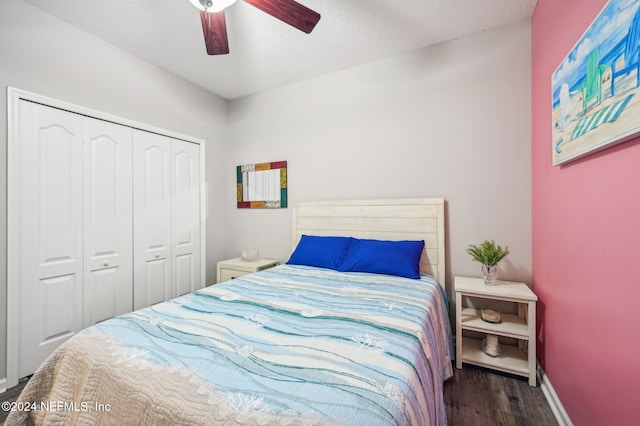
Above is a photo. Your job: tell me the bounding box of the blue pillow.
[286,235,355,271]
[339,239,425,279]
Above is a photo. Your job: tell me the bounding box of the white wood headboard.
[291,198,446,289]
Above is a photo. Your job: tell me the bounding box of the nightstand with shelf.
[216,257,279,283]
[455,275,538,386]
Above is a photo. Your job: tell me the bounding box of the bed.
[6,198,452,425]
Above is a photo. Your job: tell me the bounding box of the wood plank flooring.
[1,366,557,425]
[0,376,31,424]
[445,365,558,425]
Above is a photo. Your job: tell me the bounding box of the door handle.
[103,260,110,267]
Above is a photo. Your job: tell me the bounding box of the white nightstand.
[455,276,538,386]
[216,257,279,283]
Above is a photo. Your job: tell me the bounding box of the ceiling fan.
[189,0,321,55]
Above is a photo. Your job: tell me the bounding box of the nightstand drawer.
[216,257,279,283]
[219,268,250,282]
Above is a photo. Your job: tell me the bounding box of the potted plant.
[466,240,509,285]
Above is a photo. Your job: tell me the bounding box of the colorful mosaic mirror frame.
[237,161,287,208]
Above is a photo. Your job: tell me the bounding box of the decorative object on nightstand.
[241,249,260,261]
[216,257,279,283]
[455,275,538,386]
[481,334,501,357]
[481,307,501,323]
[466,240,509,285]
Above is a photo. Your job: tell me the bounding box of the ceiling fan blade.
[243,0,320,34]
[200,10,230,55]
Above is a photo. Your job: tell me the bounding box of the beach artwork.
[552,0,640,165]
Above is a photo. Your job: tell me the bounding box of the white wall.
[227,21,532,295]
[0,0,229,379]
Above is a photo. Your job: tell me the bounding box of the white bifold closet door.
[16,102,134,376]
[133,130,201,309]
[12,93,204,384]
[17,101,84,378]
[82,118,133,328]
[171,139,202,297]
[133,130,172,309]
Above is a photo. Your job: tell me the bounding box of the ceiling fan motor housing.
[200,0,213,10]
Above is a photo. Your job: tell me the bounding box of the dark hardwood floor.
[1,376,31,424]
[445,365,558,425]
[1,366,557,425]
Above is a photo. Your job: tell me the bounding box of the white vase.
[481,264,497,285]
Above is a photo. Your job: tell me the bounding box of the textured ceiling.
[22,0,538,100]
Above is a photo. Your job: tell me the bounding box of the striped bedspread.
[7,265,453,426]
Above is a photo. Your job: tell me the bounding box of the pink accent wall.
[532,0,640,424]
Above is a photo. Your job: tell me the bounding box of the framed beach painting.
[552,0,640,165]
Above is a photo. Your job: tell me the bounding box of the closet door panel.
[17,101,84,378]
[42,275,78,340]
[174,254,194,297]
[144,260,170,306]
[133,130,172,309]
[83,118,133,327]
[91,268,124,323]
[171,139,201,297]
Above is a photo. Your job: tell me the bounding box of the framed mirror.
[237,161,287,208]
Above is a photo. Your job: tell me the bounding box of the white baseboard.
[0,377,6,394]
[537,363,572,426]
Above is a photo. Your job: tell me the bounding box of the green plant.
[466,240,509,267]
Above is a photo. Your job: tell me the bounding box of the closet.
[9,92,204,382]
[132,130,202,310]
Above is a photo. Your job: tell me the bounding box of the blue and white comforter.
[8,265,453,426]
